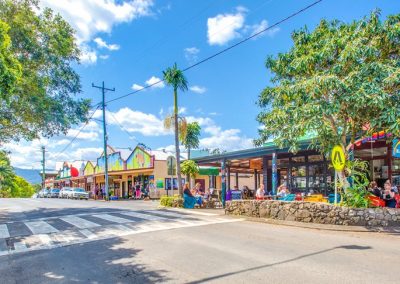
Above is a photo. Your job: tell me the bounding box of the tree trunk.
[174,88,183,195]
[186,147,191,188]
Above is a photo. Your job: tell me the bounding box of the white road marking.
[25,221,58,235]
[79,229,97,240]
[0,214,243,257]
[92,214,133,224]
[119,211,167,221]
[0,224,10,238]
[167,208,218,216]
[37,234,53,247]
[60,216,100,229]
[145,210,193,219]
[13,241,28,252]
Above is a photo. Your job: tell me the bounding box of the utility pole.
[41,146,45,189]
[92,82,115,200]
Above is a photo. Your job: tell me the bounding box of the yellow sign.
[331,145,345,171]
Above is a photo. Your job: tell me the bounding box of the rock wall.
[225,200,400,227]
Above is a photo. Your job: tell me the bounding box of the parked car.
[59,187,72,198]
[70,188,89,200]
[48,188,60,198]
[39,189,49,198]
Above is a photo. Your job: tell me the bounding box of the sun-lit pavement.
[0,199,399,283]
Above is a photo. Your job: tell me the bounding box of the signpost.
[331,145,346,205]
[167,156,176,196]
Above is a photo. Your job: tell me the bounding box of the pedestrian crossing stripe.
[0,210,242,256]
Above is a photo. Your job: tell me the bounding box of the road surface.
[0,198,399,283]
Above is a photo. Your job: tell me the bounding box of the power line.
[51,105,101,161]
[106,0,323,104]
[108,111,140,144]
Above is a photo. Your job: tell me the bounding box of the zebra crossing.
[0,209,241,256]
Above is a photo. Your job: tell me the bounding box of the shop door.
[195,179,206,193]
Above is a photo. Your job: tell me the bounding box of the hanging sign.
[331,145,346,171]
[393,139,400,158]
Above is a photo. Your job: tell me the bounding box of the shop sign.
[331,145,346,171]
[156,179,164,189]
[393,139,400,158]
[167,156,176,176]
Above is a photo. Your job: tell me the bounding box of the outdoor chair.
[280,194,296,201]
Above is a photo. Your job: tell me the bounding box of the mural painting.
[126,147,154,170]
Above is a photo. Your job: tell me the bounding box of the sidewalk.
[240,216,400,233]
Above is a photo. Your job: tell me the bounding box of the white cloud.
[4,139,102,170]
[207,7,279,46]
[94,37,120,51]
[40,0,154,43]
[246,19,280,39]
[79,45,97,64]
[207,7,246,46]
[184,47,200,63]
[199,128,253,151]
[65,120,102,141]
[131,83,144,91]
[189,85,206,94]
[99,55,109,60]
[107,107,170,136]
[145,76,165,88]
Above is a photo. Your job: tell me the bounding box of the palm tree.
[182,122,201,160]
[163,63,188,195]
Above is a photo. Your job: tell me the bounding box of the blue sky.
[7,0,399,169]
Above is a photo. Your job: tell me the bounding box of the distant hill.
[13,168,43,184]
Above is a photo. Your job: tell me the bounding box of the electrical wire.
[106,0,323,104]
[51,105,101,160]
[108,110,140,144]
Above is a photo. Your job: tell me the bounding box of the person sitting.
[277,184,289,198]
[255,184,265,200]
[242,186,249,199]
[204,188,211,202]
[368,181,382,198]
[382,180,396,208]
[183,183,196,209]
[192,183,204,206]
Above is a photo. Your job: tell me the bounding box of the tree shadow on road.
[187,245,372,284]
[0,236,171,283]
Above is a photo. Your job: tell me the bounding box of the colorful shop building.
[54,145,191,198]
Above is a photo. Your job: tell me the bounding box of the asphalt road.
[0,198,399,283]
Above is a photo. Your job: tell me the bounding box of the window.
[291,156,305,163]
[308,154,324,162]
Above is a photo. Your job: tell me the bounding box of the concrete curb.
[235,215,400,233]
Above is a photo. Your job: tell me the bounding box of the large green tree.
[163,63,188,195]
[0,0,90,143]
[0,20,21,99]
[256,12,400,183]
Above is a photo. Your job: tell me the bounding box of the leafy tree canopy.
[256,11,400,155]
[0,150,34,197]
[182,122,201,157]
[0,0,90,143]
[180,160,199,179]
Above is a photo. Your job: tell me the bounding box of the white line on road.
[13,241,28,252]
[25,221,59,235]
[92,214,133,224]
[119,211,167,221]
[144,210,194,219]
[79,229,97,240]
[37,234,53,247]
[0,224,10,238]
[60,216,100,229]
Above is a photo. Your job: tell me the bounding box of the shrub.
[160,195,183,208]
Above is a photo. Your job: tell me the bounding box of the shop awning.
[199,167,220,176]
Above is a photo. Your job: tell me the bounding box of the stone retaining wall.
[225,200,400,227]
